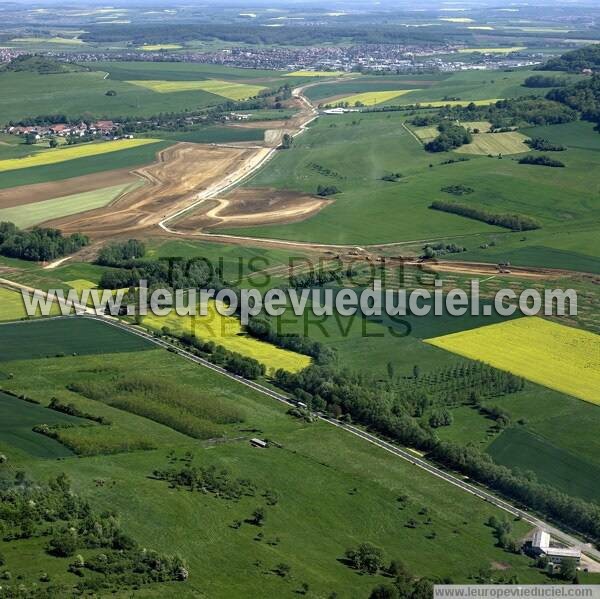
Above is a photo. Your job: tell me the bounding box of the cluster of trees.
[97,240,222,290]
[525,137,566,151]
[309,162,345,180]
[96,239,146,265]
[540,44,600,72]
[0,222,89,262]
[269,362,600,542]
[430,200,542,231]
[317,184,341,196]
[424,123,472,152]
[518,155,565,168]
[1,55,85,75]
[153,463,258,501]
[421,242,466,258]
[440,184,474,196]
[430,441,600,542]
[442,98,577,129]
[288,265,355,289]
[487,516,520,553]
[428,408,453,428]
[523,75,568,88]
[381,172,403,182]
[246,317,335,364]
[547,74,600,124]
[0,470,188,594]
[345,542,386,574]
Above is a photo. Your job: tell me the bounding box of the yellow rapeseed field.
[0,139,160,173]
[143,301,310,374]
[425,317,600,405]
[137,44,183,51]
[0,288,60,321]
[335,89,418,107]
[126,79,266,100]
[458,47,527,54]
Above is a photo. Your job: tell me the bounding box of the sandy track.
[45,143,261,239]
[0,168,138,209]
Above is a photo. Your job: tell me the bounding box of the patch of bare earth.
[229,120,290,130]
[45,143,262,240]
[0,169,138,209]
[174,187,331,233]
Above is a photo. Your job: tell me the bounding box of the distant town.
[0,43,544,74]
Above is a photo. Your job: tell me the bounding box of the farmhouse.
[530,529,581,565]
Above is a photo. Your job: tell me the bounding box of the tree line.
[540,44,600,72]
[0,222,89,262]
[518,155,565,168]
[246,316,335,364]
[429,200,541,231]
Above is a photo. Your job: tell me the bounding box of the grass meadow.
[0,318,153,361]
[455,131,530,155]
[0,318,551,596]
[221,114,599,271]
[0,59,302,122]
[0,181,139,228]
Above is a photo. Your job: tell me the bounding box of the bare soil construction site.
[0,168,139,209]
[44,143,264,239]
[173,188,331,232]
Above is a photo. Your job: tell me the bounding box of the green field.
[0,140,170,189]
[455,131,530,155]
[0,319,550,597]
[306,75,447,102]
[0,182,139,227]
[0,391,85,458]
[487,427,600,502]
[148,126,266,144]
[383,70,568,106]
[0,318,153,362]
[0,61,299,123]
[219,112,600,255]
